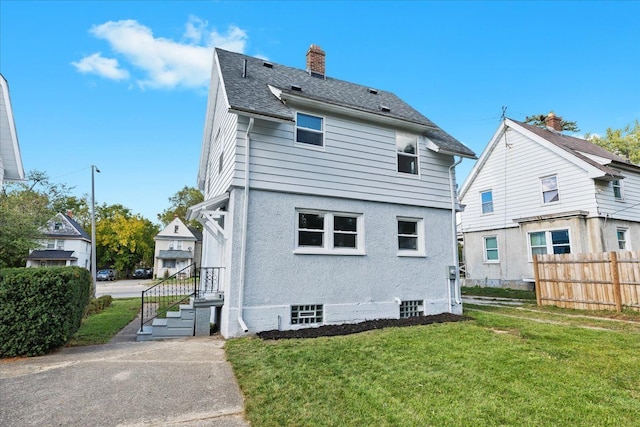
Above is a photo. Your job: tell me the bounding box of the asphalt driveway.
[0,337,249,426]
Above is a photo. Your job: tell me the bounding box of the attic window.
[368,88,378,94]
[381,105,391,112]
[291,84,302,92]
[263,61,273,68]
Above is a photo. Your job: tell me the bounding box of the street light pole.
[91,165,100,298]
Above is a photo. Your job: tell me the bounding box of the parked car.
[133,268,153,279]
[97,269,116,281]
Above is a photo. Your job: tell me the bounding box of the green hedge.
[0,267,91,357]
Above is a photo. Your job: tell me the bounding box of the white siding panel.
[595,171,640,222]
[235,114,456,209]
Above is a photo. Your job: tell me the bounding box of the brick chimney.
[545,112,563,132]
[66,210,73,218]
[306,44,325,78]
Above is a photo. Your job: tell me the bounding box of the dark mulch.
[257,313,470,340]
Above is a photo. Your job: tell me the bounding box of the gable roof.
[26,250,76,260]
[215,48,475,159]
[155,216,198,240]
[460,118,640,198]
[42,213,91,241]
[0,73,25,183]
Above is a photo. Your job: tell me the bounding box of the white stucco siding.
[220,189,457,337]
[461,128,599,233]
[234,114,455,210]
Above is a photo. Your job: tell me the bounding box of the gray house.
[459,114,640,289]
[188,45,475,337]
[26,212,92,269]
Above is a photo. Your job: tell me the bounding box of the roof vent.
[368,88,378,95]
[291,84,302,92]
[380,105,391,113]
[263,61,273,68]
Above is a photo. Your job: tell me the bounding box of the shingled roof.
[514,120,639,178]
[26,250,76,260]
[215,48,475,158]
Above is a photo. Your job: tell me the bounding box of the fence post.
[533,254,541,306]
[610,252,622,312]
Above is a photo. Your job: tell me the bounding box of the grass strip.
[67,298,140,346]
[226,308,640,427]
[461,285,536,300]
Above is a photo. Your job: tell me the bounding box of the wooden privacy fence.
[533,251,640,312]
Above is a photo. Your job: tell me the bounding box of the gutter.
[237,117,254,333]
[448,156,463,310]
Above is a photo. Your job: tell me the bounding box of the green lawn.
[67,298,140,346]
[226,307,640,427]
[461,285,536,300]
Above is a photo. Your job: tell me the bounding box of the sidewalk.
[0,329,249,426]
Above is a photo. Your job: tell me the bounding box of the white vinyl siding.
[595,173,640,222]
[236,114,455,210]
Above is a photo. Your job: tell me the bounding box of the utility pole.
[91,165,100,298]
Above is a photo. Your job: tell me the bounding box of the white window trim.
[483,235,499,263]
[396,132,421,177]
[527,228,571,262]
[540,174,560,205]
[617,227,630,250]
[397,216,425,257]
[294,111,325,151]
[480,190,494,215]
[612,179,624,201]
[294,209,365,255]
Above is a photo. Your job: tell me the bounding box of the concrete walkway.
[0,329,249,426]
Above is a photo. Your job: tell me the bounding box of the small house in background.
[153,216,202,278]
[459,113,640,290]
[0,73,25,186]
[26,212,91,269]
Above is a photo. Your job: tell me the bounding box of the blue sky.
[2,1,638,223]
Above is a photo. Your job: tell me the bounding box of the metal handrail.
[139,265,224,333]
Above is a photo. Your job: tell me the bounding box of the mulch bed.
[257,313,470,340]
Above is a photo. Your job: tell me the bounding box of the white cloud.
[71,52,130,80]
[74,17,248,90]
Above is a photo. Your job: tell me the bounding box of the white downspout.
[237,117,254,333]
[448,156,463,311]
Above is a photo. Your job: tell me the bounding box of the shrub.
[84,295,113,318]
[0,267,91,357]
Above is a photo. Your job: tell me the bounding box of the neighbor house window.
[541,175,559,203]
[400,300,423,318]
[54,222,63,230]
[162,259,176,268]
[174,225,179,233]
[397,132,418,174]
[291,304,323,325]
[295,112,324,147]
[484,236,499,262]
[613,179,623,200]
[56,240,64,250]
[529,229,571,259]
[617,228,629,250]
[481,190,493,214]
[296,210,364,254]
[46,240,55,249]
[397,217,425,256]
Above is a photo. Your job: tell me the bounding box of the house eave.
[513,210,589,224]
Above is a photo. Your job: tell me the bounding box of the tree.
[0,171,83,268]
[158,186,204,230]
[524,113,580,133]
[95,203,159,275]
[586,120,640,165]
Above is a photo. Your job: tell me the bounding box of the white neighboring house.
[0,73,25,186]
[153,216,202,279]
[26,212,92,269]
[187,45,476,338]
[459,114,640,290]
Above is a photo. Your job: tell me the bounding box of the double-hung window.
[481,190,493,214]
[296,112,324,147]
[296,210,364,254]
[541,175,559,203]
[617,228,629,250]
[484,236,499,262]
[529,229,571,259]
[396,132,419,175]
[397,217,425,256]
[612,179,623,200]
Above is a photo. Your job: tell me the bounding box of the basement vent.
[263,61,273,68]
[291,84,302,92]
[400,300,423,318]
[368,88,378,94]
[291,304,323,325]
[380,105,391,113]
